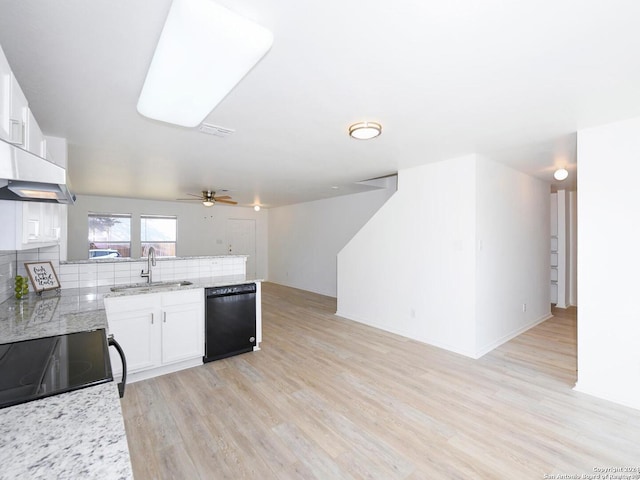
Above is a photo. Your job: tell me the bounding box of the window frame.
[87,213,132,259]
[140,214,178,258]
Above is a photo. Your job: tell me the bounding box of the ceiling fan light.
[137,0,274,127]
[554,168,569,181]
[349,122,382,140]
[203,200,214,207]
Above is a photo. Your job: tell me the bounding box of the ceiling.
[1,0,639,207]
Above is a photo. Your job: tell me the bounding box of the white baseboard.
[474,312,553,358]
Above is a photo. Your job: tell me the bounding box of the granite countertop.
[0,382,132,480]
[104,274,263,298]
[61,254,248,265]
[0,286,110,344]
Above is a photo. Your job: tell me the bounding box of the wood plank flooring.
[120,284,640,479]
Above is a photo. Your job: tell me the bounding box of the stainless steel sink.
[110,280,193,293]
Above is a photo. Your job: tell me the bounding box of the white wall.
[268,177,396,297]
[474,156,551,355]
[337,154,551,358]
[67,195,268,279]
[569,191,578,306]
[575,116,640,410]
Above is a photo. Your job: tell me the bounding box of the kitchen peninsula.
[0,254,262,479]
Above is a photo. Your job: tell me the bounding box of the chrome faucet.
[141,246,157,284]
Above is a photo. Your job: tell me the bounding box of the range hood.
[0,138,75,204]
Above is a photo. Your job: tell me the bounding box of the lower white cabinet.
[105,288,204,383]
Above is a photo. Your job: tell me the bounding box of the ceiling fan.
[177,190,238,207]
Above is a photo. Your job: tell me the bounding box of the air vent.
[198,123,235,137]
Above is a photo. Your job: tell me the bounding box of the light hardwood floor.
[121,283,640,479]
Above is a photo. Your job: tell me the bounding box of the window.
[88,213,131,258]
[141,215,177,257]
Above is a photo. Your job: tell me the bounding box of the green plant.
[15,275,29,299]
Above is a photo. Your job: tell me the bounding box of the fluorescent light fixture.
[554,168,569,181]
[349,122,382,140]
[137,0,274,127]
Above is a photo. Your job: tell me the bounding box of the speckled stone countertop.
[0,286,110,344]
[60,254,248,264]
[0,382,132,480]
[104,274,262,298]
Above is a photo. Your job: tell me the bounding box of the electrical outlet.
[522,303,527,313]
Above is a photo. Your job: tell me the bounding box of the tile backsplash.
[58,256,247,289]
[0,245,61,303]
[0,250,247,302]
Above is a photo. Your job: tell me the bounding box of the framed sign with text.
[24,261,61,293]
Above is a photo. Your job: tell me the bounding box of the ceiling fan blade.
[213,195,232,200]
[184,192,203,198]
[216,199,238,205]
[176,198,201,201]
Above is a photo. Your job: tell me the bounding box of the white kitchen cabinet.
[104,288,204,383]
[0,45,11,141]
[6,73,28,147]
[0,200,62,250]
[106,297,160,377]
[26,108,46,157]
[0,44,28,146]
[161,290,204,365]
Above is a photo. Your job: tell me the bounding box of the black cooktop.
[0,329,113,409]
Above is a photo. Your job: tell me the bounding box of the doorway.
[227,219,256,278]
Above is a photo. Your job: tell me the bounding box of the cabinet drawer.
[105,292,160,313]
[161,288,203,306]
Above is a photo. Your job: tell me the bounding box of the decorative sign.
[24,262,61,293]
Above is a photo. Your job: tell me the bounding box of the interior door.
[227,219,256,278]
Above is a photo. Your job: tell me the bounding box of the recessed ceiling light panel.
[137,0,274,127]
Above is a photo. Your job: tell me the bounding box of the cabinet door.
[26,108,46,156]
[161,302,204,365]
[0,46,11,141]
[108,307,160,377]
[8,73,27,147]
[22,202,42,244]
[40,203,61,242]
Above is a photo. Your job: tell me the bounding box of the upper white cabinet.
[0,200,62,250]
[0,43,48,156]
[0,45,11,141]
[26,108,46,157]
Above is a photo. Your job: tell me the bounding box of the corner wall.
[337,155,478,357]
[575,116,640,410]
[337,154,550,358]
[268,177,396,297]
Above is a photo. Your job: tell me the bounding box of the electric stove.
[0,329,114,409]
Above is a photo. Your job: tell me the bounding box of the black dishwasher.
[204,283,257,363]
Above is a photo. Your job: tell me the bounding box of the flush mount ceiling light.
[554,168,569,181]
[137,0,274,127]
[348,122,382,140]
